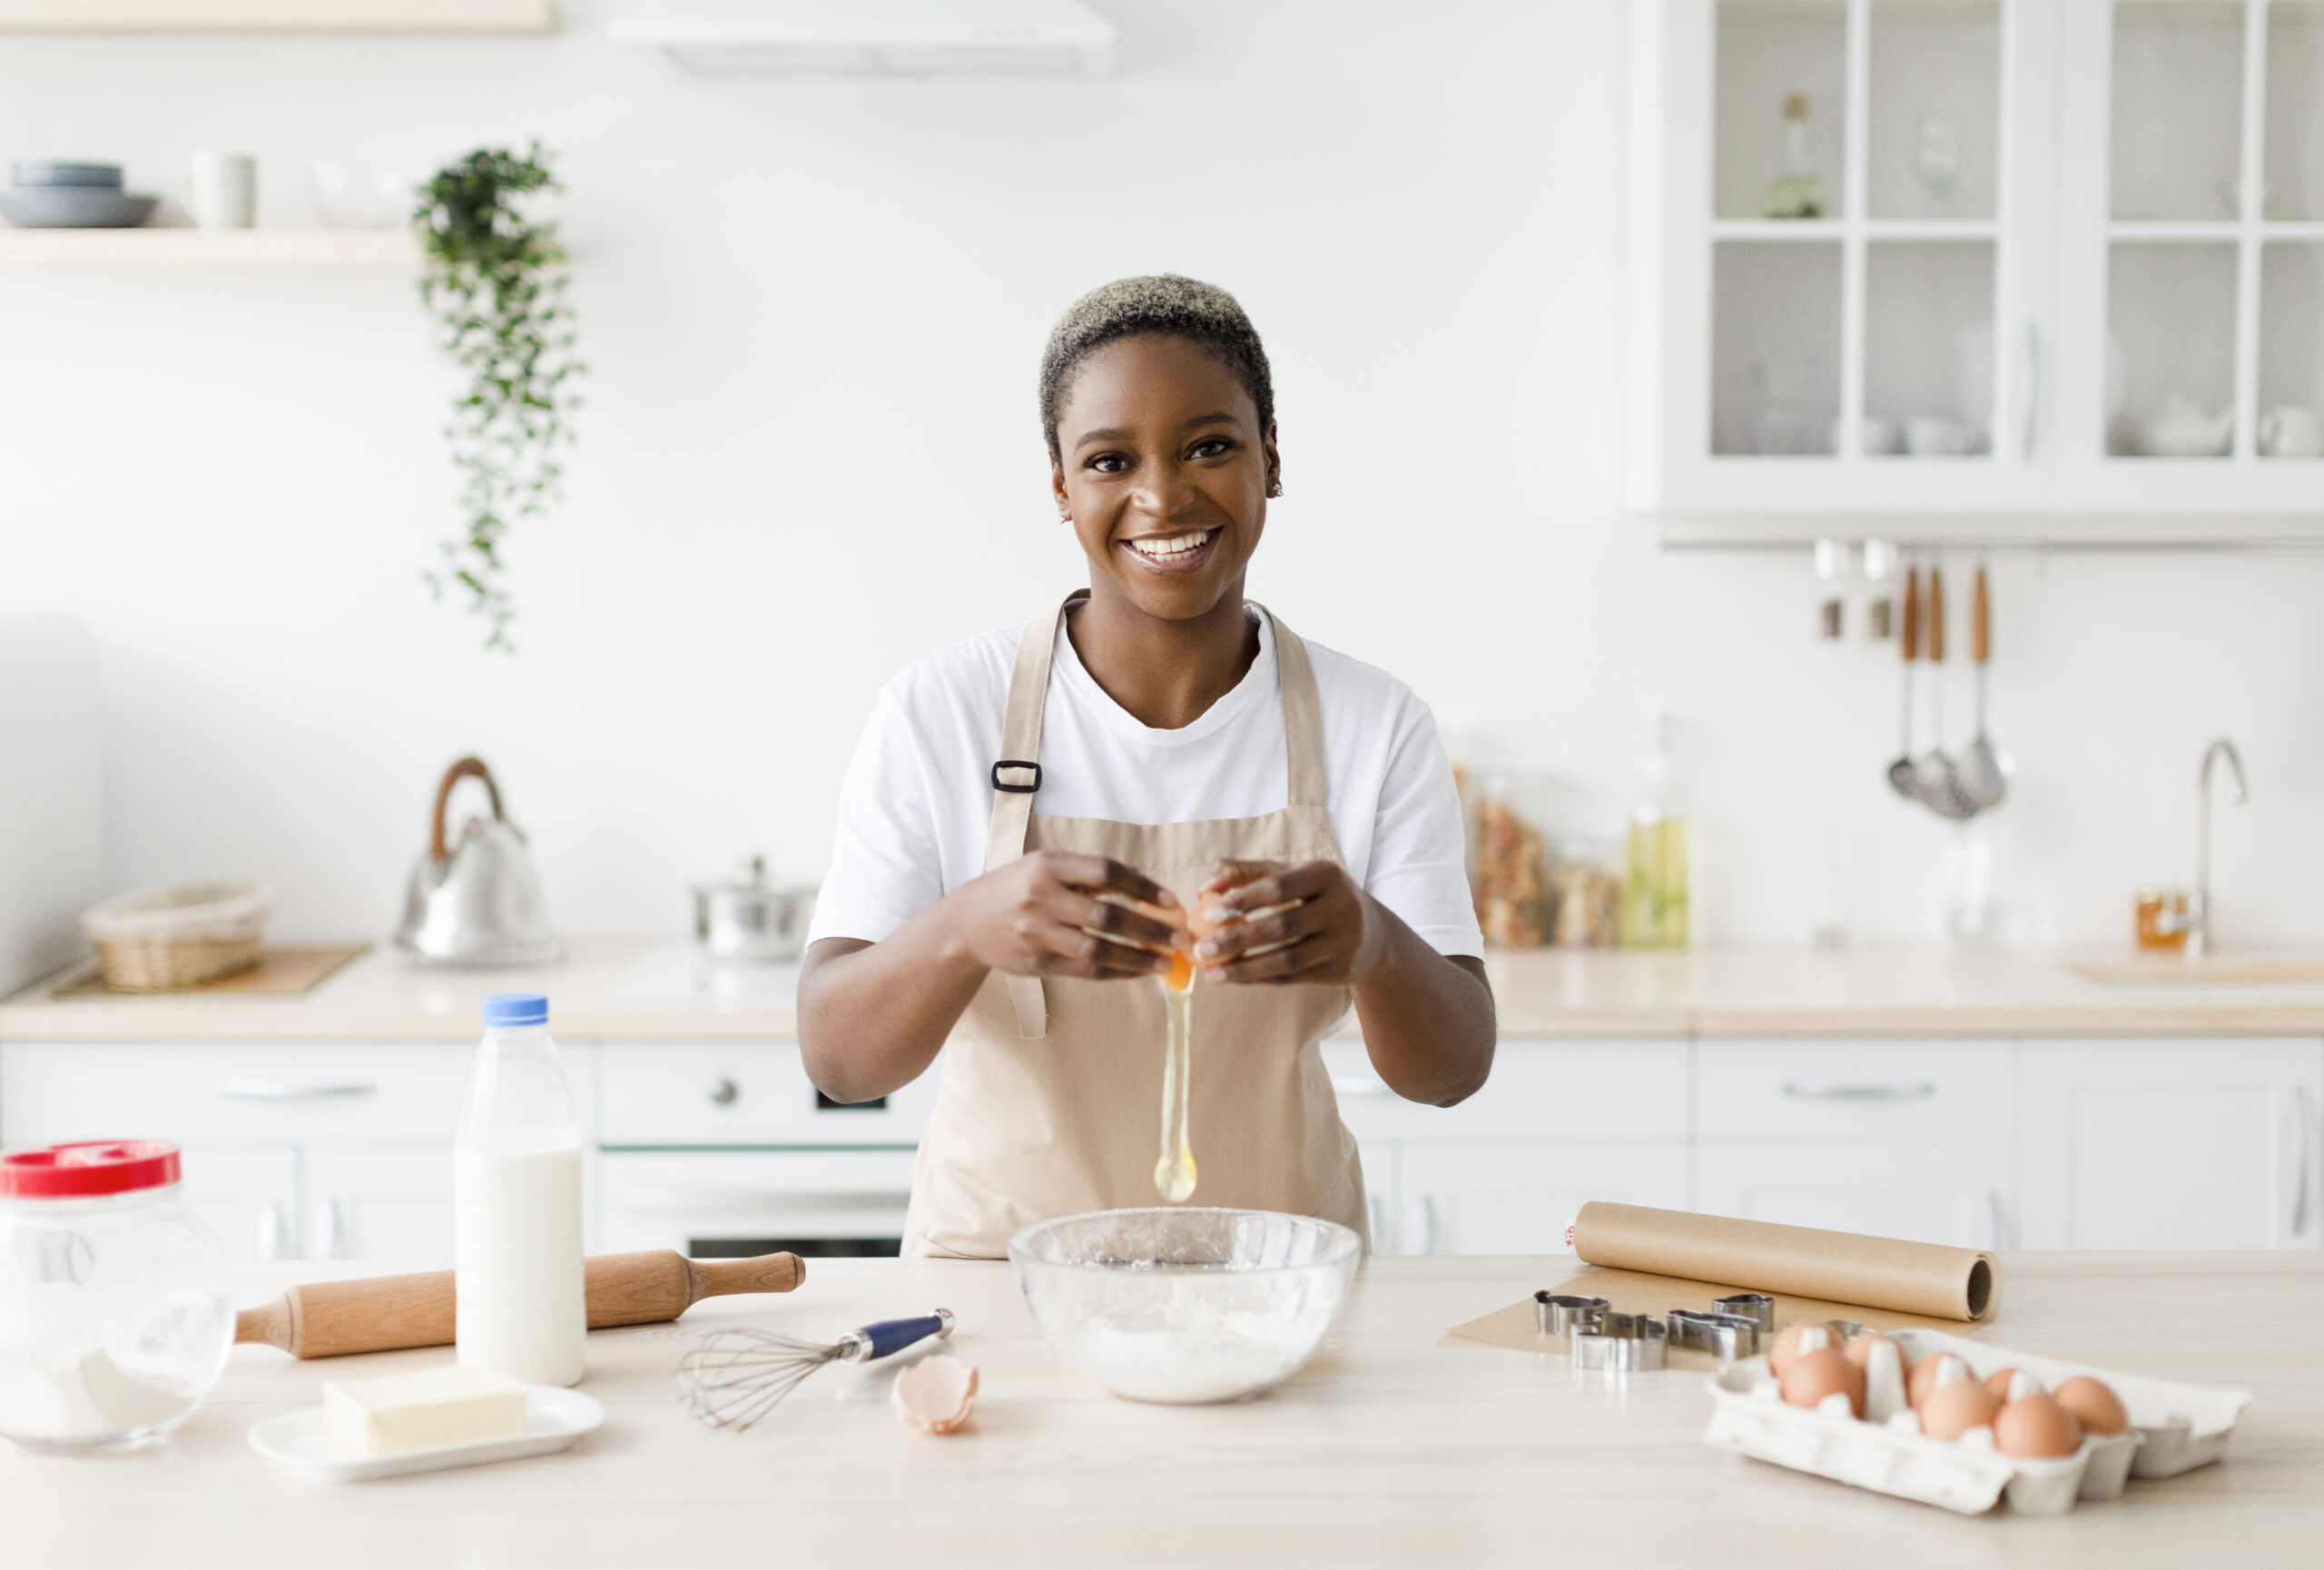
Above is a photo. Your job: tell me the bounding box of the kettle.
[392,757,565,967]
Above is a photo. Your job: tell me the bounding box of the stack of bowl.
[1,162,157,229]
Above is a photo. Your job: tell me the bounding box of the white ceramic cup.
[2260,405,2324,459]
[184,152,257,230]
[1905,414,1975,457]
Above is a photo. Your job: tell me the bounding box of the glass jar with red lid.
[0,1140,233,1452]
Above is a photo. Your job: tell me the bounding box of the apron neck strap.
[983,591,1331,870]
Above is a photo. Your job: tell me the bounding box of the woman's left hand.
[1189,859,1387,985]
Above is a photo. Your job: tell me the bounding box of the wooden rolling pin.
[235,1249,805,1358]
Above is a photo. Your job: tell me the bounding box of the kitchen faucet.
[2188,736,2247,959]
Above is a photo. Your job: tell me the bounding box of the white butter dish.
[248,1386,603,1482]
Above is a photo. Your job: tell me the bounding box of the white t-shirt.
[810,607,1483,959]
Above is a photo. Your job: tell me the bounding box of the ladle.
[1912,565,1983,820]
[1886,563,1922,800]
[1958,564,2014,808]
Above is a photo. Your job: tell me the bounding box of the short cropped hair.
[1039,274,1275,461]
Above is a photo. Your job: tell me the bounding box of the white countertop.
[0,1251,2312,1567]
[8,941,2324,1042]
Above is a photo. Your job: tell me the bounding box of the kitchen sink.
[2068,955,2324,987]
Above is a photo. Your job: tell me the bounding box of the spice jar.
[2134,887,2189,953]
[0,1141,233,1452]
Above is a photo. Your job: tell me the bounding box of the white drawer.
[1323,1038,1688,1142]
[1695,1041,2013,1143]
[0,1042,491,1148]
[599,1042,940,1147]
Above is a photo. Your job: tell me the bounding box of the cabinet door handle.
[1331,1074,1391,1099]
[313,1197,342,1261]
[615,1181,911,1215]
[1986,1190,2007,1251]
[2291,1086,2316,1241]
[708,1077,740,1107]
[1780,1081,1937,1102]
[257,1200,288,1261]
[1418,1195,1440,1256]
[219,1078,377,1101]
[2020,319,2043,460]
[1368,1193,1390,1253]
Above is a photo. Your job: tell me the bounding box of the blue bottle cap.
[482,992,548,1028]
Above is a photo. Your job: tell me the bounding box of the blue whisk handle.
[852,1308,955,1362]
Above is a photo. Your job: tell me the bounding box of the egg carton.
[1702,1328,2250,1517]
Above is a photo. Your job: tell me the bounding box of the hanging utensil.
[1913,567,1982,820]
[1959,564,2014,808]
[1886,562,1922,800]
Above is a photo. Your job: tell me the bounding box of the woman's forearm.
[797,919,990,1104]
[1348,903,1495,1107]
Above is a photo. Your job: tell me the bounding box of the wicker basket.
[80,882,272,992]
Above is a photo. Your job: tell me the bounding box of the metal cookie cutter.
[1571,1311,1668,1371]
[1533,1292,1610,1336]
[1712,1292,1776,1330]
[1668,1309,1763,1361]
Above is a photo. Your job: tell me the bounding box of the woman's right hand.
[940,851,1186,981]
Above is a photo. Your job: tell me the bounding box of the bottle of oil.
[1622,716,1689,949]
[1759,93,1826,220]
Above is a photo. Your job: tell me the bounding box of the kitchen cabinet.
[0,1040,598,1259]
[1398,1143,1689,1256]
[177,1147,300,1262]
[1627,0,2324,523]
[596,1149,918,1257]
[1695,1142,2013,1247]
[2019,1038,2324,1249]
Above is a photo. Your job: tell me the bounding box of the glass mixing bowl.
[1008,1208,1360,1405]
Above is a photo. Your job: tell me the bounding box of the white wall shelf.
[0,229,418,268]
[0,0,552,32]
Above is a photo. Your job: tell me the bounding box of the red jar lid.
[0,1140,181,1198]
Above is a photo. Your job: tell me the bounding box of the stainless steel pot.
[694,856,814,963]
[393,757,565,967]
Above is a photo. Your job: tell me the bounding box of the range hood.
[608,0,1114,76]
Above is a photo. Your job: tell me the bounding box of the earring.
[1266,479,1283,499]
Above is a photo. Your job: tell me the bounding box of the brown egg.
[1906,1351,1972,1409]
[1768,1322,1835,1377]
[1994,1393,2083,1458]
[1983,1366,2017,1399]
[1779,1347,1865,1417]
[1918,1377,2003,1441]
[1843,1331,1898,1370]
[2052,1376,2129,1437]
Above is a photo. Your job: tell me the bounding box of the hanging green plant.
[412,142,585,652]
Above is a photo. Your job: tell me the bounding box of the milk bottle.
[454,992,585,1387]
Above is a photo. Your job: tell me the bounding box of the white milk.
[454,1131,584,1387]
[454,996,586,1389]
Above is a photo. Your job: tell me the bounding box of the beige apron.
[901,592,1369,1259]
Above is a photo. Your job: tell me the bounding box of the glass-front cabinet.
[1629,0,2324,521]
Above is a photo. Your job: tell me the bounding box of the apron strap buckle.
[990,759,1043,795]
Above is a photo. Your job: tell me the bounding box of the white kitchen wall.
[2,0,2318,952]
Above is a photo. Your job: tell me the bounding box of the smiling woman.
[795,275,1496,1260]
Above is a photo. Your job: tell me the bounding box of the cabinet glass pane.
[1715,0,1847,219]
[1865,242,1996,455]
[2106,242,2239,456]
[2259,242,2324,457]
[1867,1,2002,220]
[2266,1,2324,219]
[2111,1,2246,221]
[1712,241,1842,454]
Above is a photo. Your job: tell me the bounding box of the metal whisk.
[677,1308,955,1431]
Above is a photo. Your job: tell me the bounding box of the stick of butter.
[323,1365,528,1456]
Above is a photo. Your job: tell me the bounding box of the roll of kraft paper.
[1571,1202,1997,1322]
[236,1249,805,1358]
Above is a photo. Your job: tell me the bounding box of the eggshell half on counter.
[892,1356,979,1437]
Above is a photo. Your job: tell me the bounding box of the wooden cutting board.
[51,943,369,998]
